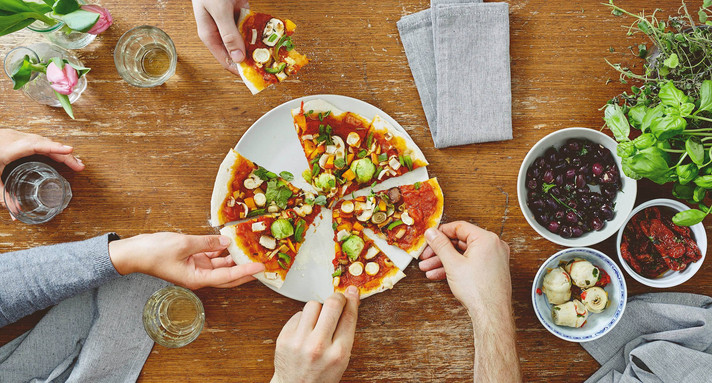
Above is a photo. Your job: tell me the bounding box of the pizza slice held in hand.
[221,205,321,289]
[237,9,309,94]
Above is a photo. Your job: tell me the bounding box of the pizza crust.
[235,9,266,95]
[210,149,239,227]
[402,178,444,258]
[220,225,285,289]
[335,268,406,299]
[291,99,346,119]
[370,115,429,167]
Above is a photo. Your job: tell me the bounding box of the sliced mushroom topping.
[251,29,258,44]
[340,200,355,214]
[262,18,284,46]
[226,196,236,207]
[356,208,373,222]
[267,202,280,213]
[336,229,351,242]
[254,192,267,207]
[332,276,340,287]
[377,168,389,180]
[371,211,388,225]
[236,202,248,217]
[252,48,271,65]
[295,203,313,217]
[365,262,380,276]
[264,271,279,280]
[383,257,394,267]
[354,201,367,212]
[349,262,364,276]
[384,132,393,140]
[388,156,401,170]
[401,210,414,226]
[244,176,263,190]
[364,246,380,260]
[332,136,346,159]
[387,187,402,204]
[252,221,267,232]
[259,235,277,250]
[325,145,337,154]
[318,153,330,168]
[275,71,288,82]
[394,227,406,239]
[301,134,314,141]
[346,132,361,147]
[338,258,349,265]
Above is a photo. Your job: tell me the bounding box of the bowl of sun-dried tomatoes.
[617,199,707,288]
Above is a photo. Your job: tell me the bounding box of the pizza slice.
[210,149,315,226]
[367,115,429,180]
[332,221,405,298]
[333,178,444,259]
[237,9,309,94]
[221,205,322,289]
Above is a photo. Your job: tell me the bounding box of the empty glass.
[142,286,204,348]
[3,162,73,224]
[114,25,177,87]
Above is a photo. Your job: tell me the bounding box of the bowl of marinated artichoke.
[532,247,627,342]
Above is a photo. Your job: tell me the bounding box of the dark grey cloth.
[583,293,712,383]
[0,235,169,382]
[397,0,512,148]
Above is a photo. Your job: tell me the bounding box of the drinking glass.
[114,25,177,88]
[143,286,205,348]
[27,20,96,50]
[3,162,73,224]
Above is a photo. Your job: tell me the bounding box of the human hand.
[419,222,512,319]
[192,0,249,75]
[272,287,360,383]
[108,233,265,289]
[0,129,84,209]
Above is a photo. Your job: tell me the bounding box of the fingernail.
[62,145,73,150]
[76,158,83,165]
[230,50,244,63]
[425,228,438,242]
[219,236,230,246]
[346,285,358,296]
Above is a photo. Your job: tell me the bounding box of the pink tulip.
[81,5,113,35]
[46,62,79,95]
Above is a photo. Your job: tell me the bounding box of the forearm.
[470,304,522,383]
[0,234,121,327]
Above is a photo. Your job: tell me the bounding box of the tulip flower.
[81,5,113,35]
[46,62,79,96]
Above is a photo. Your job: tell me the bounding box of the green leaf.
[617,141,636,158]
[314,195,327,206]
[697,80,712,114]
[628,104,647,128]
[694,175,712,188]
[279,171,294,181]
[677,163,698,185]
[694,186,707,203]
[0,0,51,14]
[673,182,696,200]
[650,115,686,140]
[0,14,37,36]
[10,54,34,90]
[54,90,74,119]
[679,102,695,117]
[66,61,90,78]
[686,137,705,166]
[633,133,656,150]
[621,157,643,180]
[663,53,679,68]
[604,104,630,141]
[705,0,712,8]
[658,81,687,107]
[641,104,664,133]
[52,0,80,15]
[672,209,707,226]
[55,9,98,32]
[700,10,708,23]
[627,147,673,184]
[637,43,647,58]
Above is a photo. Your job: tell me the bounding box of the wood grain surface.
[1,0,709,381]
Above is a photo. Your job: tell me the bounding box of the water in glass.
[3,162,72,224]
[143,286,204,348]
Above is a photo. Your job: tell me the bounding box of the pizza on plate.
[210,149,315,226]
[332,221,405,298]
[332,178,444,259]
[236,9,309,94]
[292,99,429,202]
[221,205,321,289]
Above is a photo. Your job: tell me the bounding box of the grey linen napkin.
[397,0,512,148]
[0,273,169,383]
[582,293,712,383]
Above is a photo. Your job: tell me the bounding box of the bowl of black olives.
[517,128,637,246]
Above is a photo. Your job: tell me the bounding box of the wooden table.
[1,0,709,381]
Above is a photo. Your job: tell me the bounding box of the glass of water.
[143,286,205,348]
[114,25,177,88]
[3,162,72,224]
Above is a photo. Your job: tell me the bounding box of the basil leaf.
[627,147,672,184]
[294,219,306,242]
[617,141,636,158]
[676,163,698,185]
[279,171,294,181]
[641,104,664,133]
[633,133,656,150]
[694,175,712,189]
[627,104,647,129]
[672,209,707,226]
[621,157,643,180]
[604,104,630,141]
[254,166,277,180]
[314,195,327,206]
[697,80,712,114]
[693,186,707,203]
[672,182,696,200]
[686,137,705,166]
[650,115,686,140]
[658,81,688,107]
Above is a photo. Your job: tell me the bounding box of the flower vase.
[27,20,96,50]
[3,44,87,108]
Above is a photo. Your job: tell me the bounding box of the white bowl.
[532,247,627,343]
[616,198,707,288]
[517,128,638,247]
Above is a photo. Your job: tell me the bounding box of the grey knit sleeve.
[0,234,121,327]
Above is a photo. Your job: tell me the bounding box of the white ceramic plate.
[231,95,429,303]
[517,128,638,247]
[532,247,627,343]
[616,198,707,288]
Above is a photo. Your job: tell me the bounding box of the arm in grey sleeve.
[0,234,121,327]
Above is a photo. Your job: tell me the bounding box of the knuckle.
[220,33,242,46]
[305,340,326,361]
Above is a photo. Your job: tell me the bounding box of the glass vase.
[3,44,87,108]
[27,19,96,50]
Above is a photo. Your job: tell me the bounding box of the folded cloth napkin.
[0,273,169,383]
[397,0,512,148]
[583,293,712,383]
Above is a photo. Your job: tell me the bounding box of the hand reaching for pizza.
[0,129,85,212]
[419,221,512,318]
[108,233,265,289]
[192,0,249,75]
[272,288,360,383]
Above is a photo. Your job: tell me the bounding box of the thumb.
[424,228,462,270]
[182,235,231,255]
[212,6,247,63]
